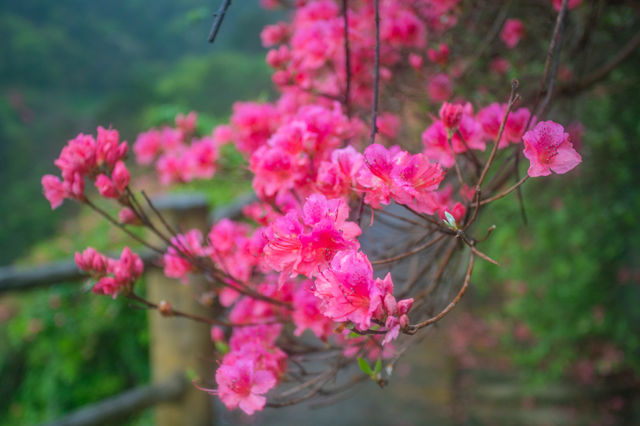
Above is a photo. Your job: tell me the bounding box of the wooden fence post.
[147,193,214,426]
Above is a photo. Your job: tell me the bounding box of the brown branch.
[476,80,520,190]
[480,175,528,205]
[371,234,446,265]
[458,1,512,78]
[405,252,475,334]
[83,198,165,254]
[368,0,381,146]
[526,0,569,128]
[127,292,281,328]
[342,0,352,117]
[560,29,640,96]
[208,0,232,44]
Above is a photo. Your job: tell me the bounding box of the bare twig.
[480,175,528,205]
[371,234,446,265]
[405,252,475,333]
[208,0,232,44]
[560,29,640,96]
[369,0,381,146]
[342,0,352,117]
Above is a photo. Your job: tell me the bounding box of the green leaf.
[373,359,382,375]
[357,357,372,375]
[214,341,230,354]
[444,211,457,229]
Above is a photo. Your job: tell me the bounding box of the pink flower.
[552,0,582,11]
[263,195,360,281]
[427,73,453,102]
[185,137,219,180]
[175,111,197,136]
[477,103,509,148]
[96,126,127,167]
[313,250,382,330]
[261,22,290,47]
[408,53,423,69]
[504,107,532,143]
[112,247,144,285]
[54,133,96,181]
[118,207,138,224]
[292,280,334,340]
[111,161,130,192]
[427,43,449,66]
[75,247,108,275]
[391,152,446,215]
[522,121,582,177]
[76,247,143,297]
[231,102,279,155]
[42,175,68,209]
[163,230,205,280]
[215,357,277,415]
[422,121,454,168]
[439,102,463,132]
[489,57,510,75]
[94,174,118,198]
[212,125,234,145]
[500,19,525,49]
[376,113,401,140]
[451,104,486,152]
[211,326,225,343]
[133,129,162,165]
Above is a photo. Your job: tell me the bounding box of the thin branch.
[368,0,381,146]
[480,175,528,205]
[127,292,280,328]
[476,80,520,190]
[526,0,569,129]
[141,191,181,240]
[458,1,511,78]
[208,0,232,44]
[405,252,475,333]
[560,29,640,96]
[83,198,165,254]
[342,0,352,117]
[371,234,446,265]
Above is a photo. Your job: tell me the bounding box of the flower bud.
[111,161,130,193]
[383,293,397,316]
[118,207,138,225]
[158,300,173,316]
[439,102,463,132]
[95,174,118,198]
[397,298,414,316]
[211,326,225,342]
[399,314,409,328]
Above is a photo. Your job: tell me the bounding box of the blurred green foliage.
[0,1,273,424]
[0,0,275,265]
[475,57,640,384]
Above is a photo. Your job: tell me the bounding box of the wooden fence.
[0,192,253,426]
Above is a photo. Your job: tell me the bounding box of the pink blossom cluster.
[261,0,460,109]
[422,101,533,168]
[162,219,263,285]
[75,247,143,297]
[213,324,285,414]
[133,112,220,184]
[500,19,525,49]
[313,250,413,342]
[42,127,129,209]
[41,0,588,416]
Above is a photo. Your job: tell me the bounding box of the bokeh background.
[1,1,639,425]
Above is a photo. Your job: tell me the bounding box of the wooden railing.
[0,192,254,426]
